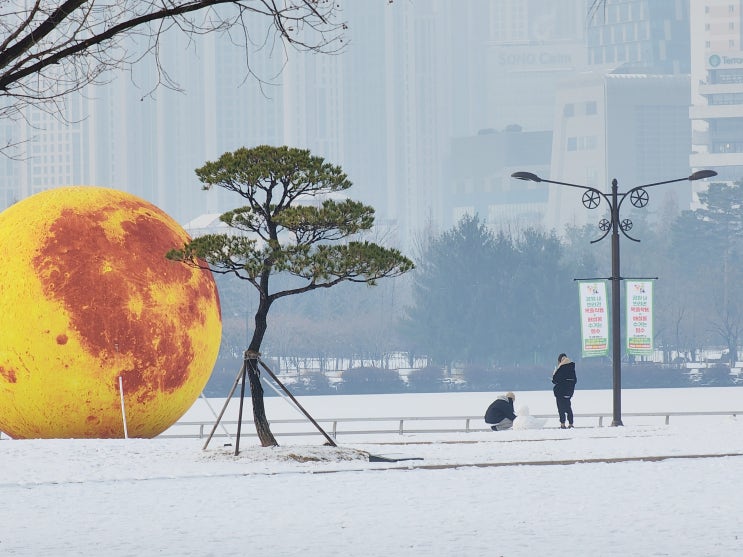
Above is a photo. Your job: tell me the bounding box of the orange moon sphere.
[0,186,222,439]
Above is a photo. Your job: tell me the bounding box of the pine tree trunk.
[246,292,278,447]
[247,358,278,447]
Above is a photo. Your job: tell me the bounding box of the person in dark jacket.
[552,353,577,429]
[484,392,517,431]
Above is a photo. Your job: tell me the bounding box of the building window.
[586,101,597,115]
[617,44,627,62]
[713,142,743,153]
[709,92,743,105]
[605,45,615,63]
[583,136,598,150]
[585,168,599,188]
[563,104,575,117]
[716,70,743,84]
[567,137,577,151]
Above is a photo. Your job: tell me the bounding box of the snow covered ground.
[3,387,743,556]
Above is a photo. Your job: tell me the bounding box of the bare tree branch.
[0,1,348,129]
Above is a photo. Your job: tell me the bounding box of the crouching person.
[484,392,517,431]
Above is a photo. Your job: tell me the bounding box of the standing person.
[484,392,517,431]
[552,353,577,429]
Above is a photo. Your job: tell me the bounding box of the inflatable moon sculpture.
[0,187,222,438]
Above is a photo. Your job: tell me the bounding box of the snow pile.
[512,405,547,430]
[200,444,369,463]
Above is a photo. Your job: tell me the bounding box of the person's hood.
[553,357,573,375]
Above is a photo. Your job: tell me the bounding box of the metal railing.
[0,411,738,441]
[159,410,741,440]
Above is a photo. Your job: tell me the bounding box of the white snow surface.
[3,387,743,556]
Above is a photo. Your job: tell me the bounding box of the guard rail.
[158,410,741,440]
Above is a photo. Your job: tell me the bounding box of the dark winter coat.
[484,396,516,424]
[552,358,577,398]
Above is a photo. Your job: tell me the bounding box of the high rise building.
[0,17,288,226]
[548,72,691,230]
[4,1,706,250]
[487,0,589,132]
[443,0,588,232]
[446,128,552,230]
[546,0,695,232]
[86,25,287,223]
[689,0,743,200]
[1,1,595,251]
[586,0,691,73]
[0,95,88,208]
[0,3,455,250]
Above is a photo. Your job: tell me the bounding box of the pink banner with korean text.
[578,281,609,358]
[626,280,654,356]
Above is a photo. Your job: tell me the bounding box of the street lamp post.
[511,169,717,426]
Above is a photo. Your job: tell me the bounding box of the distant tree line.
[206,180,743,395]
[203,357,737,397]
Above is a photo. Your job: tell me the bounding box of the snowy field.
[3,386,743,556]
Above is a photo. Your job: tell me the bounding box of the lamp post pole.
[609,178,622,425]
[511,170,717,426]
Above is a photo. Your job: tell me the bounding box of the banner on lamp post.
[578,281,609,358]
[626,280,654,355]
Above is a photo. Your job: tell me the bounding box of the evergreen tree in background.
[668,181,743,363]
[402,216,581,371]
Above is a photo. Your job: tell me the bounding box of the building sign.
[626,280,654,356]
[707,53,743,69]
[494,44,586,70]
[578,281,609,358]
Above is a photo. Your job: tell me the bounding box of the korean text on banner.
[579,281,609,358]
[626,280,653,355]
